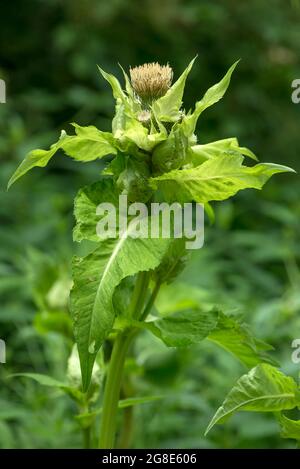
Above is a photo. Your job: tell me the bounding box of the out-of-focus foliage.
[0,0,299,448]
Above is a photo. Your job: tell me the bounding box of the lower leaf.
[205,364,300,435]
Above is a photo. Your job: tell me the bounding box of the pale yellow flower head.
[130,62,173,103]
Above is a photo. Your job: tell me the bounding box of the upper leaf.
[205,364,300,434]
[98,66,127,103]
[152,57,196,122]
[190,137,258,166]
[8,124,117,188]
[150,153,295,204]
[182,61,240,137]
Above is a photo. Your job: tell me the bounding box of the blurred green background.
[0,0,300,448]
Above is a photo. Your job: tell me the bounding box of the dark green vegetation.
[0,0,300,449]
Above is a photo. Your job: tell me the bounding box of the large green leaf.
[208,312,277,368]
[71,228,175,391]
[150,153,295,204]
[153,282,275,367]
[8,124,117,188]
[152,57,196,122]
[73,178,121,242]
[182,61,239,136]
[141,308,219,347]
[205,364,300,434]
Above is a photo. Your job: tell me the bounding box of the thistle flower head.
[130,62,173,103]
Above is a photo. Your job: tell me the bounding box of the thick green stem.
[99,331,133,449]
[83,426,91,449]
[98,271,150,449]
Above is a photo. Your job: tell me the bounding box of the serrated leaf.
[150,153,295,204]
[141,308,219,347]
[8,124,117,188]
[71,227,175,391]
[152,57,196,122]
[182,61,240,136]
[152,238,187,285]
[205,364,300,434]
[115,155,153,202]
[208,312,277,368]
[190,137,258,166]
[73,178,121,242]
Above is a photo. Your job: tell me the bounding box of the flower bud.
[130,62,173,104]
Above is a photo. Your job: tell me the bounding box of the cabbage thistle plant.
[9,59,299,449]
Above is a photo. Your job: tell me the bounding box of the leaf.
[118,119,166,152]
[11,373,84,402]
[205,364,300,434]
[115,155,153,203]
[73,178,121,242]
[277,413,300,441]
[66,124,117,161]
[152,238,188,284]
[152,124,189,174]
[67,344,103,392]
[141,308,219,347]
[71,228,176,391]
[150,153,295,204]
[118,63,135,100]
[12,372,66,388]
[152,57,196,122]
[208,312,277,368]
[8,125,117,188]
[190,137,258,166]
[98,66,127,103]
[75,395,163,428]
[182,61,240,136]
[98,66,144,137]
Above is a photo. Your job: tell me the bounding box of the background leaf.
[141,308,219,347]
[206,364,300,434]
